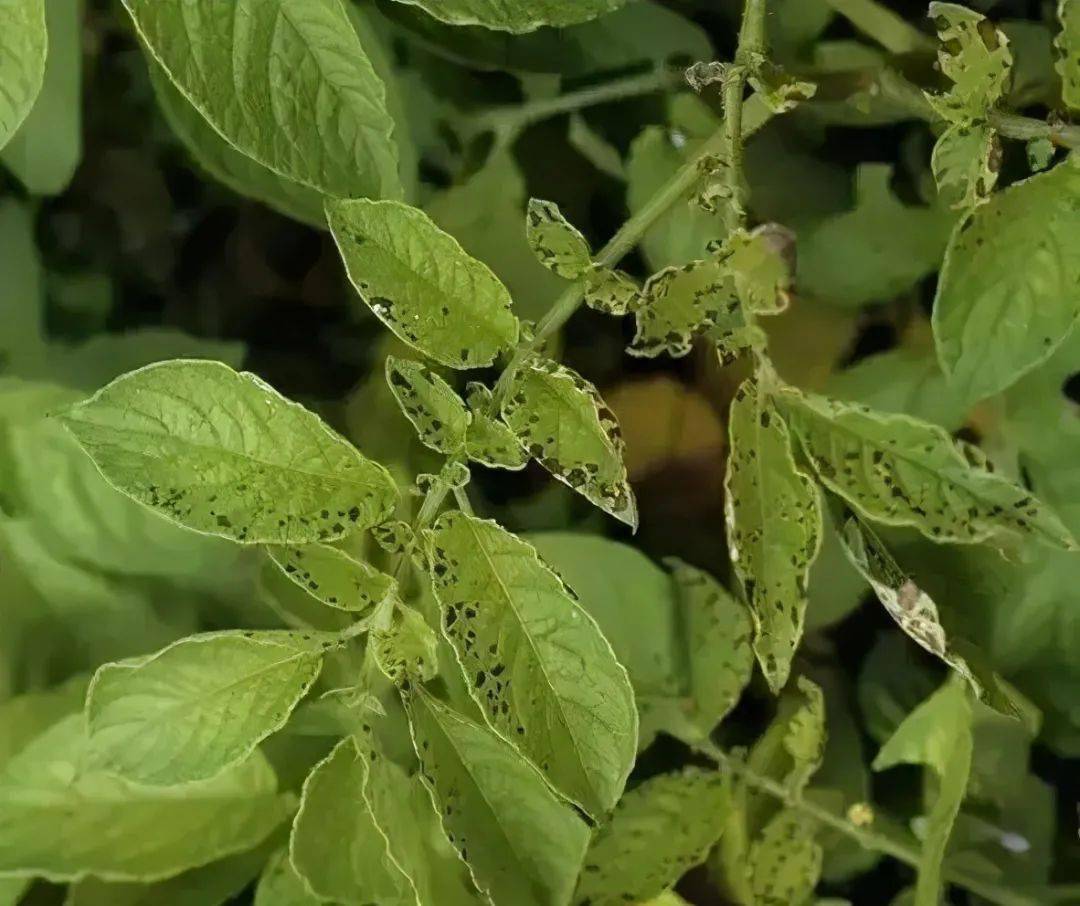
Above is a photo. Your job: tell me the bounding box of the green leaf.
[327,199,520,368]
[0,715,288,881]
[925,2,1012,123]
[0,0,45,151]
[0,675,87,771]
[428,511,637,816]
[630,258,739,359]
[405,687,590,906]
[122,0,400,200]
[776,387,1077,550]
[86,631,326,785]
[931,122,1001,210]
[748,810,823,906]
[582,265,641,316]
[268,542,396,613]
[59,359,398,544]
[0,0,80,194]
[572,768,727,906]
[464,382,528,470]
[372,603,440,685]
[933,157,1080,401]
[719,224,796,315]
[1057,1,1080,109]
[255,849,321,906]
[290,736,413,905]
[388,0,625,33]
[874,681,974,906]
[525,198,592,279]
[726,378,822,692]
[386,356,470,454]
[502,357,637,527]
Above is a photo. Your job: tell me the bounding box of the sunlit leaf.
[464,382,528,470]
[386,356,470,454]
[268,542,396,613]
[525,198,592,280]
[925,2,1013,122]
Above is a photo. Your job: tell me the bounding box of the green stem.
[390,470,455,579]
[825,0,936,55]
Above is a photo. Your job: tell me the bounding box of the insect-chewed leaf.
[931,121,1001,210]
[925,2,1012,122]
[58,359,398,544]
[86,631,326,785]
[427,511,637,816]
[464,383,528,470]
[717,223,796,315]
[396,0,625,32]
[386,356,470,454]
[572,768,726,906]
[748,810,823,906]
[746,59,816,113]
[1058,1,1080,109]
[783,676,826,796]
[583,265,641,316]
[405,687,590,906]
[933,157,1080,401]
[776,388,1077,550]
[0,0,46,150]
[502,357,638,527]
[668,559,754,737]
[372,604,439,686]
[372,519,417,556]
[121,0,400,200]
[290,736,413,905]
[525,198,592,279]
[630,258,739,358]
[0,715,289,880]
[268,543,396,613]
[327,199,520,368]
[725,378,822,693]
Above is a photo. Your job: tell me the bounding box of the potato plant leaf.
[427,511,637,816]
[386,356,470,454]
[86,631,326,785]
[925,2,1013,123]
[582,264,642,316]
[0,0,46,150]
[122,0,401,200]
[525,198,592,279]
[502,357,637,527]
[931,121,1001,210]
[255,849,321,906]
[725,378,822,692]
[405,687,590,906]
[372,603,440,686]
[268,542,396,613]
[933,157,1080,402]
[718,224,796,315]
[783,676,827,796]
[59,360,398,544]
[464,383,529,470]
[390,0,626,33]
[1057,0,1080,109]
[748,810,823,906]
[327,199,520,368]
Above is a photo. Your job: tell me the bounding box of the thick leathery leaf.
[121,0,400,200]
[931,121,1001,210]
[86,631,325,784]
[464,382,528,470]
[526,198,592,279]
[718,224,796,315]
[503,357,637,527]
[933,157,1080,401]
[725,378,822,692]
[776,388,1076,550]
[572,768,726,906]
[925,2,1012,122]
[406,688,590,906]
[268,542,396,613]
[1058,0,1080,109]
[0,716,288,881]
[583,265,641,316]
[327,199,519,368]
[389,0,625,33]
[748,811,823,905]
[386,356,470,453]
[0,0,45,150]
[428,511,637,816]
[59,359,397,544]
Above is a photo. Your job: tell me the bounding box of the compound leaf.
[386,356,470,453]
[748,810,823,906]
[406,688,589,906]
[327,199,519,368]
[388,0,626,33]
[0,0,46,151]
[428,511,637,817]
[526,198,592,279]
[502,357,637,527]
[268,542,396,613]
[464,383,528,471]
[725,378,822,692]
[933,157,1080,401]
[122,0,400,200]
[925,2,1013,122]
[86,631,326,785]
[59,359,397,545]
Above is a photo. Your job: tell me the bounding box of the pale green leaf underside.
[60,359,398,545]
[749,810,823,906]
[122,0,401,200]
[933,157,1080,401]
[386,355,471,453]
[406,688,589,906]
[464,382,528,470]
[573,768,727,906]
[269,542,395,612]
[720,224,795,315]
[389,0,626,34]
[427,511,637,817]
[1058,0,1080,110]
[725,378,822,692]
[0,0,46,150]
[327,198,519,368]
[86,631,324,785]
[503,357,637,527]
[0,716,288,881]
[776,388,1076,550]
[526,198,592,279]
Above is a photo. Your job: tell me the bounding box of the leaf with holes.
[0,0,46,151]
[386,356,470,454]
[372,603,439,686]
[931,121,1001,210]
[925,3,1012,123]
[718,224,796,315]
[268,543,396,613]
[464,383,528,470]
[526,198,592,279]
[583,265,641,316]
[427,511,637,816]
